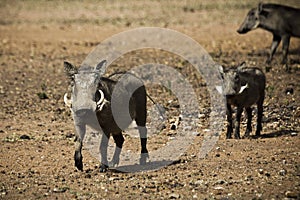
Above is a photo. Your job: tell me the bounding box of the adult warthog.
[237,3,300,65]
[64,60,149,172]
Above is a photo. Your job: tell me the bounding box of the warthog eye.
[234,75,240,82]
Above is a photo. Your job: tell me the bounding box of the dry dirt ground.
[0,0,300,199]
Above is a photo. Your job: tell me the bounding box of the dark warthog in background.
[237,3,300,65]
[216,63,266,139]
[64,60,148,172]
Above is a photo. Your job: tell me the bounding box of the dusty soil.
[0,0,300,199]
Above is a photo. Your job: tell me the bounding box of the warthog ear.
[237,62,247,71]
[218,65,225,79]
[257,3,269,17]
[218,65,224,74]
[64,61,77,77]
[95,60,107,75]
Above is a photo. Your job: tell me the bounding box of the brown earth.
[0,0,300,199]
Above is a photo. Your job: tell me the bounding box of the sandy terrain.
[0,0,299,199]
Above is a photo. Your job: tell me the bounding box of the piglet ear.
[258,2,263,13]
[237,61,247,71]
[218,65,224,74]
[64,61,77,77]
[95,60,107,75]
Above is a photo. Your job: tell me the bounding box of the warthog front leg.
[234,107,243,139]
[74,124,86,171]
[266,34,281,64]
[256,97,264,136]
[138,126,149,164]
[110,134,124,167]
[281,35,290,65]
[100,133,110,172]
[244,107,253,138]
[226,104,233,139]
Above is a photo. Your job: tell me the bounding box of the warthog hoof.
[255,130,261,136]
[74,152,83,171]
[140,153,149,165]
[109,158,119,168]
[100,163,109,172]
[243,130,251,138]
[234,133,241,139]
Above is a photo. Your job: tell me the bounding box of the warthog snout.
[75,109,91,117]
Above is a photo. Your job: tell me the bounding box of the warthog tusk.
[96,90,107,111]
[97,90,104,105]
[238,83,248,94]
[64,93,72,108]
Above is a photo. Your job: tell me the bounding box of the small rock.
[291,132,297,137]
[65,132,74,138]
[285,87,293,95]
[285,191,298,198]
[85,174,91,179]
[169,193,180,199]
[279,169,286,176]
[53,187,67,193]
[214,186,224,190]
[283,160,287,164]
[265,172,271,177]
[109,177,119,181]
[258,169,264,174]
[20,135,30,140]
[215,179,226,185]
[192,132,200,136]
[198,113,205,118]
[194,180,204,185]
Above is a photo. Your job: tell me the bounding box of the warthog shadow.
[109,160,177,173]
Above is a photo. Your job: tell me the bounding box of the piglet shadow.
[250,129,297,139]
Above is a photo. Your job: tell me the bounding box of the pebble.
[194,180,204,185]
[20,134,30,140]
[198,113,205,118]
[192,132,200,136]
[282,160,287,164]
[291,132,297,137]
[214,186,224,190]
[279,169,286,176]
[53,187,67,193]
[109,177,119,181]
[258,169,264,174]
[169,193,180,199]
[285,191,298,198]
[265,172,271,177]
[215,179,226,185]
